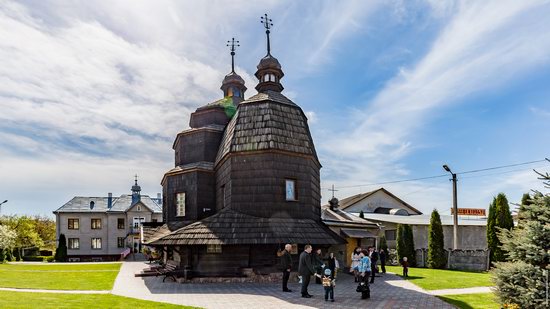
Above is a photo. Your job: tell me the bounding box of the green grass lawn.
[0,263,121,290]
[0,290,200,308]
[437,293,500,309]
[385,266,493,290]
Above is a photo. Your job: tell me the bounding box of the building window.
[68,218,79,230]
[117,218,125,229]
[385,229,397,241]
[91,238,102,249]
[285,179,296,201]
[176,193,186,217]
[91,218,102,229]
[137,205,141,211]
[152,218,158,223]
[133,217,145,229]
[117,237,125,248]
[207,244,222,254]
[68,238,79,250]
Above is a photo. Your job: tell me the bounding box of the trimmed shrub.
[22,256,46,262]
[5,248,12,262]
[379,234,388,252]
[54,234,67,262]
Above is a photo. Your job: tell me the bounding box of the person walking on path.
[350,247,362,282]
[369,247,379,284]
[298,245,319,298]
[357,250,372,299]
[280,244,293,292]
[379,249,386,274]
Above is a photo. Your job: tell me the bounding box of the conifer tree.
[0,248,5,263]
[404,224,416,266]
[359,210,365,219]
[396,224,406,262]
[427,209,446,268]
[493,171,550,308]
[517,193,532,225]
[54,234,67,262]
[493,193,514,262]
[487,198,498,263]
[379,234,388,252]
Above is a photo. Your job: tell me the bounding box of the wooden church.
[144,15,344,278]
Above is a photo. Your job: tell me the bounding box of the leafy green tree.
[492,171,550,308]
[379,234,388,252]
[359,210,365,219]
[0,224,17,249]
[1,216,43,251]
[54,234,67,262]
[493,193,514,262]
[427,209,446,268]
[33,216,56,250]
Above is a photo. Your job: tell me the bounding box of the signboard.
[451,208,486,216]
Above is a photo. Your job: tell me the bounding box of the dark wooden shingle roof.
[215,91,319,165]
[149,209,345,246]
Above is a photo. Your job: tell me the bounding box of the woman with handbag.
[356,250,371,299]
[350,247,362,282]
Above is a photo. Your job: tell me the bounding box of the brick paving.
[112,262,455,309]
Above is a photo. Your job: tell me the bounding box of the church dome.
[257,54,281,70]
[222,71,245,85]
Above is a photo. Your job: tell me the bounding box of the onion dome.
[255,14,284,93]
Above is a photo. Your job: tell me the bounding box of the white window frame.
[68,218,79,230]
[68,238,79,250]
[91,218,102,230]
[91,238,102,250]
[176,192,186,217]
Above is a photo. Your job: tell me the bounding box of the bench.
[156,260,186,282]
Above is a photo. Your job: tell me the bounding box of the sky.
[0,0,549,217]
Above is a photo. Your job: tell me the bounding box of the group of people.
[279,244,388,302]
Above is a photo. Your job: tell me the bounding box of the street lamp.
[0,200,7,215]
[443,165,458,250]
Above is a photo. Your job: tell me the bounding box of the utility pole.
[443,165,459,250]
[0,200,7,215]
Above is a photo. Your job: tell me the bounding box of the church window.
[91,218,102,229]
[91,238,102,249]
[68,238,79,250]
[227,87,233,97]
[385,229,396,241]
[285,179,296,201]
[176,193,186,217]
[68,218,79,230]
[207,244,222,254]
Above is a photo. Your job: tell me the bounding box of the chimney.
[107,192,113,209]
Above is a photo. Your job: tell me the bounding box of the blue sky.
[0,0,549,217]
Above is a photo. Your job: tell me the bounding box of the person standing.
[357,250,371,299]
[369,247,379,284]
[379,249,386,274]
[298,245,318,298]
[350,247,362,282]
[312,248,325,284]
[401,256,409,278]
[281,244,293,292]
[327,252,338,278]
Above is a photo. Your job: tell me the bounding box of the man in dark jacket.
[379,248,386,274]
[312,248,325,284]
[281,244,293,292]
[369,246,379,284]
[298,244,317,298]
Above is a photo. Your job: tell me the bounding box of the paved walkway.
[112,261,455,309]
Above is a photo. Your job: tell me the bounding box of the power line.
[326,158,548,190]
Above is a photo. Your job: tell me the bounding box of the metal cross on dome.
[261,13,274,55]
[226,37,240,73]
[134,174,138,185]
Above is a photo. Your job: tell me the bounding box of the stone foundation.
[177,269,301,284]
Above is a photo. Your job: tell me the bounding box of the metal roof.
[357,213,487,226]
[53,194,162,214]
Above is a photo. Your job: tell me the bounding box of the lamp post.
[443,165,458,250]
[0,200,7,215]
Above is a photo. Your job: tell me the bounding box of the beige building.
[334,188,488,251]
[53,180,162,261]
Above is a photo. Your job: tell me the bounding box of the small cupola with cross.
[255,14,284,93]
[131,174,141,205]
[221,37,247,103]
